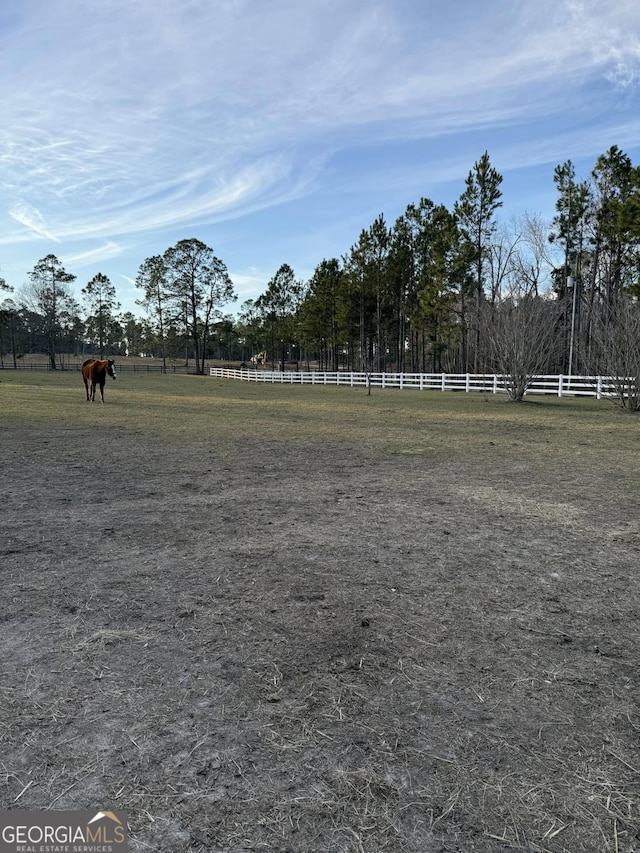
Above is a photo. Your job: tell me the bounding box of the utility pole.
[566,181,576,385]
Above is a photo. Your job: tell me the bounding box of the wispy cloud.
[61,241,125,268]
[9,202,59,241]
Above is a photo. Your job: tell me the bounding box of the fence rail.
[209,368,620,399]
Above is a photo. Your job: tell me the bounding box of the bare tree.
[481,289,561,402]
[512,213,556,297]
[486,222,521,305]
[590,297,640,411]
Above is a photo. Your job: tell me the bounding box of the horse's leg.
[91,381,96,402]
[99,381,105,403]
[83,377,90,400]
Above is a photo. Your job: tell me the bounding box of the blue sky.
[1,0,640,317]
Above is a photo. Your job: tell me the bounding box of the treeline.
[2,147,640,403]
[0,240,238,373]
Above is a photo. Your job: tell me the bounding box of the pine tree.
[454,152,503,370]
[27,255,76,369]
[162,238,236,374]
[82,273,120,359]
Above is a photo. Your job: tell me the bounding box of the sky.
[1,0,640,318]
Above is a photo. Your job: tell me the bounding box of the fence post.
[493,375,498,394]
[441,373,446,392]
[597,376,602,400]
[466,373,470,393]
[558,375,563,398]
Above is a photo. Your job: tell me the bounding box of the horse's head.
[107,359,117,380]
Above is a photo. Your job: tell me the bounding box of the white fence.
[209,368,620,399]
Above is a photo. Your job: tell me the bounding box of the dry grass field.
[1,368,639,852]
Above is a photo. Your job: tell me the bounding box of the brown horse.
[82,358,117,402]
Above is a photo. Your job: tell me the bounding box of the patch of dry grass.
[2,367,638,459]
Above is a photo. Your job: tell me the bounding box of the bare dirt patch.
[1,389,639,852]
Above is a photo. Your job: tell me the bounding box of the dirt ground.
[1,412,639,852]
